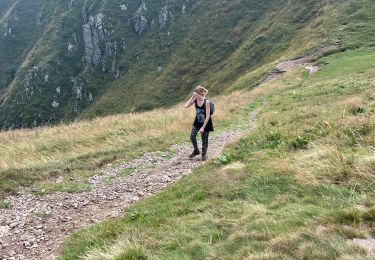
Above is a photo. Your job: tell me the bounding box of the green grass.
[0,200,11,209]
[61,48,375,259]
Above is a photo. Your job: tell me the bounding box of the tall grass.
[0,88,272,196]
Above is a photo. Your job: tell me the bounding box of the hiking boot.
[189,150,200,158]
[201,147,208,161]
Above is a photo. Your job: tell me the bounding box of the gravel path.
[0,111,258,260]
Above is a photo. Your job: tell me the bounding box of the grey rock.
[3,22,14,38]
[120,4,127,11]
[71,77,83,114]
[88,91,93,101]
[0,226,10,238]
[52,100,60,108]
[83,23,101,66]
[68,38,77,53]
[159,6,169,29]
[23,241,31,248]
[67,0,74,9]
[9,222,18,229]
[81,0,92,24]
[133,1,148,36]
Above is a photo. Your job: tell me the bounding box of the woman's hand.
[185,92,198,108]
[199,127,205,134]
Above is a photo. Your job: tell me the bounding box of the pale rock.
[120,4,127,11]
[133,1,148,36]
[159,6,169,29]
[67,0,74,9]
[0,226,10,238]
[68,42,76,52]
[23,241,31,248]
[51,100,59,109]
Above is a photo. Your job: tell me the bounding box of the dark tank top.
[193,99,214,132]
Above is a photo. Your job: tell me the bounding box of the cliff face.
[0,0,364,129]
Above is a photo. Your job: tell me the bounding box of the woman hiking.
[184,85,214,161]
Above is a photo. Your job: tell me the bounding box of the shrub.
[263,130,285,148]
[358,120,374,136]
[291,136,310,150]
[351,106,366,115]
[218,154,233,165]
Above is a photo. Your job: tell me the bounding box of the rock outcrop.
[3,22,14,38]
[67,0,74,9]
[82,11,119,78]
[159,5,169,30]
[82,14,104,66]
[133,1,148,36]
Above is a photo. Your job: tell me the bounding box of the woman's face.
[195,91,204,98]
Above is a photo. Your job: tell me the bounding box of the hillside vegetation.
[0,89,261,198]
[61,47,375,260]
[0,0,373,129]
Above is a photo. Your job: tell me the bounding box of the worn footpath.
[0,111,258,260]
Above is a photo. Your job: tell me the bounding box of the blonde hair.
[194,85,208,96]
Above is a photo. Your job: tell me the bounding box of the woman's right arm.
[185,93,196,108]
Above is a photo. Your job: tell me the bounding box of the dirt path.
[0,110,258,260]
[257,43,340,87]
[0,43,345,260]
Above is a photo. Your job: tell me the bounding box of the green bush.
[263,130,285,148]
[291,135,310,150]
[218,154,233,165]
[351,106,366,115]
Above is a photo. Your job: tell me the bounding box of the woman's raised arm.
[185,93,197,108]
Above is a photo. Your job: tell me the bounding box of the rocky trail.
[0,108,258,260]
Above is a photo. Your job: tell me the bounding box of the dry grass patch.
[337,95,363,108]
[81,238,148,260]
[244,253,284,260]
[293,144,374,185]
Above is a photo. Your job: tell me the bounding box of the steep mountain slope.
[0,0,44,94]
[0,0,373,129]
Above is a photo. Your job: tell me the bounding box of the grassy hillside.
[60,47,375,259]
[1,0,371,129]
[0,89,263,198]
